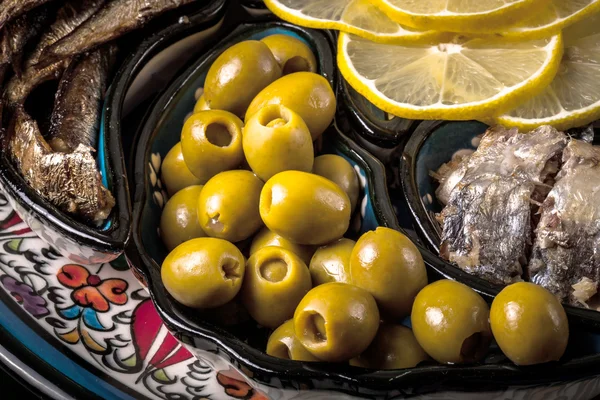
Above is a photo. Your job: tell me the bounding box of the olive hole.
[306,312,327,344]
[206,123,233,147]
[460,332,488,363]
[258,106,289,128]
[283,56,311,75]
[260,258,288,282]
[270,342,291,360]
[207,213,225,233]
[221,259,240,281]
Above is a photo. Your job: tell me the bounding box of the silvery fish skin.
[26,0,106,68]
[2,4,55,76]
[438,125,568,285]
[4,0,106,107]
[37,0,195,68]
[8,107,115,223]
[529,140,600,307]
[0,0,54,30]
[48,44,117,152]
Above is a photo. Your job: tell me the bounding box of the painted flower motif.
[57,264,128,313]
[0,275,49,318]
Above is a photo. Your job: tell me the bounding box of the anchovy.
[8,107,115,223]
[4,0,105,107]
[36,0,195,68]
[26,0,106,68]
[437,125,568,285]
[529,140,600,307]
[2,4,55,76]
[48,44,118,152]
[0,0,54,30]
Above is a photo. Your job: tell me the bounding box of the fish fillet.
[36,0,195,68]
[48,44,117,152]
[8,107,115,223]
[439,126,568,284]
[529,140,600,307]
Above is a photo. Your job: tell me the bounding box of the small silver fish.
[36,0,195,68]
[8,107,115,223]
[529,139,600,307]
[4,0,106,107]
[438,125,568,285]
[48,44,118,152]
[0,0,54,30]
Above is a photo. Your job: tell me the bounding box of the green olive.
[193,94,210,113]
[204,40,281,116]
[180,110,244,183]
[313,155,360,213]
[350,324,429,369]
[197,170,264,242]
[309,238,355,286]
[161,142,203,196]
[245,72,336,141]
[161,238,245,308]
[250,227,315,265]
[243,104,314,181]
[350,227,427,319]
[412,280,492,364]
[160,185,205,251]
[294,282,379,362]
[490,282,568,366]
[241,246,312,329]
[260,171,351,245]
[260,34,317,75]
[266,319,320,361]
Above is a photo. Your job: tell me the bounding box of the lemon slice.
[496,13,600,130]
[499,0,600,40]
[368,0,550,32]
[337,32,563,121]
[263,0,445,44]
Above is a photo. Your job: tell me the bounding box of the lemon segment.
[337,32,563,121]
[367,0,551,32]
[263,0,446,44]
[498,0,600,40]
[496,13,600,130]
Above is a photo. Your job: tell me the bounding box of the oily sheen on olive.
[313,155,360,213]
[267,319,320,361]
[490,282,568,366]
[294,282,379,362]
[180,110,244,183]
[197,170,264,242]
[250,227,315,266]
[411,280,492,364]
[161,238,245,309]
[309,238,355,286]
[161,142,203,196]
[260,34,318,75]
[160,185,206,251]
[203,40,281,116]
[350,227,427,319]
[243,104,314,181]
[245,72,336,140]
[260,171,351,245]
[241,246,312,329]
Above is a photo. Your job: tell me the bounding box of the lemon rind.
[337,32,564,121]
[367,0,551,32]
[263,0,445,44]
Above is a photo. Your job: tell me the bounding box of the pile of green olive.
[158,34,570,370]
